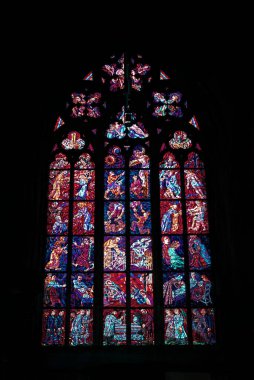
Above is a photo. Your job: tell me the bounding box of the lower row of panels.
[42,308,216,346]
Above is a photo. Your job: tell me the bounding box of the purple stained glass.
[72,237,94,272]
[103,309,126,345]
[161,236,184,271]
[164,309,188,345]
[192,308,216,345]
[104,170,125,200]
[190,272,213,306]
[160,201,183,234]
[184,170,207,199]
[104,236,126,271]
[163,273,186,307]
[186,201,209,233]
[131,309,154,345]
[105,146,125,169]
[130,236,153,271]
[74,170,95,200]
[129,146,150,168]
[41,309,65,346]
[48,170,70,200]
[71,273,94,307]
[43,273,66,307]
[130,170,150,199]
[104,273,126,307]
[104,201,125,235]
[188,235,211,270]
[130,273,153,307]
[130,201,151,235]
[69,309,93,345]
[73,202,95,235]
[47,201,69,235]
[159,170,181,199]
[45,237,68,272]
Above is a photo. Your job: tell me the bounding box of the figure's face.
[164,237,169,244]
[51,310,56,316]
[77,276,82,282]
[80,310,85,315]
[52,275,56,281]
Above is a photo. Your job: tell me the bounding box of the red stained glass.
[130,236,153,271]
[130,273,153,307]
[160,201,183,234]
[130,170,150,199]
[160,152,179,168]
[192,308,216,345]
[48,170,70,200]
[47,201,69,235]
[43,273,66,307]
[104,273,126,307]
[184,152,204,169]
[73,202,95,235]
[75,153,95,169]
[186,201,209,233]
[184,170,207,199]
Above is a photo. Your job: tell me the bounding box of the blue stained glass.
[161,236,184,271]
[190,272,213,306]
[72,237,94,272]
[71,273,94,307]
[188,235,211,270]
[130,170,150,199]
[43,273,67,307]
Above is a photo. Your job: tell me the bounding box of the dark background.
[3,10,252,380]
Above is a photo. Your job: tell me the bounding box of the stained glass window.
[41,53,216,347]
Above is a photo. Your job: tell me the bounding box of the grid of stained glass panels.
[42,152,95,346]
[161,151,216,345]
[103,145,154,345]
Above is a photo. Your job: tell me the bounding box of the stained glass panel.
[41,310,65,345]
[104,201,125,234]
[72,237,94,272]
[186,201,209,233]
[160,152,180,169]
[130,236,153,271]
[74,170,95,200]
[47,201,69,235]
[72,202,95,235]
[130,170,150,199]
[43,273,66,307]
[129,146,150,168]
[190,272,213,306]
[71,273,94,307]
[164,309,188,345]
[103,309,126,345]
[161,236,184,271]
[104,170,125,200]
[69,309,93,345]
[104,236,126,271]
[131,309,154,345]
[105,146,125,169]
[184,170,206,199]
[130,273,153,307]
[184,152,204,168]
[188,235,211,270]
[45,237,68,271]
[159,170,181,199]
[192,308,216,344]
[130,201,151,235]
[163,273,186,307]
[103,273,126,307]
[48,170,70,200]
[160,201,183,234]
